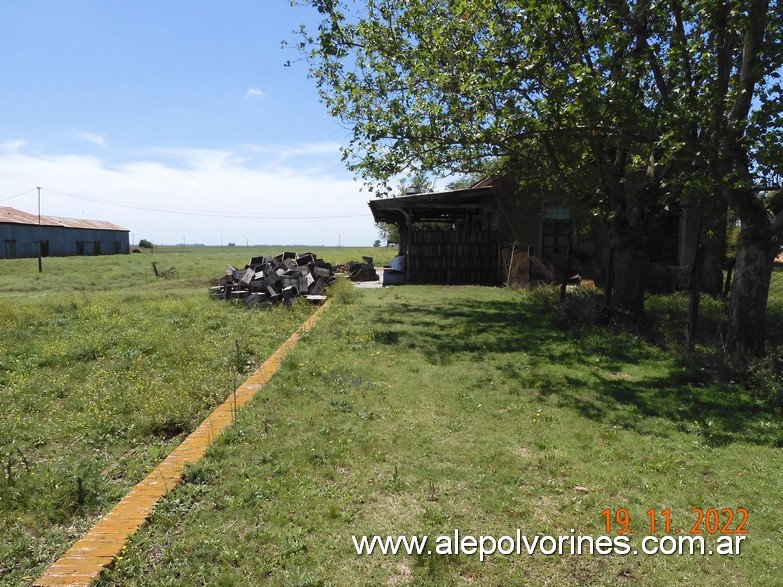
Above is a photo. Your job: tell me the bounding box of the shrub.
[746,347,783,409]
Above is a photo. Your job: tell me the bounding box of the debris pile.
[209,251,336,308]
[336,256,379,282]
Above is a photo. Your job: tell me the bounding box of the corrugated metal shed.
[1,206,130,259]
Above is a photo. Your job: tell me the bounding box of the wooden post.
[506,241,517,286]
[602,245,615,323]
[560,236,572,302]
[37,186,42,273]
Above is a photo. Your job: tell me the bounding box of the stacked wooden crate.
[209,251,334,308]
[406,230,500,285]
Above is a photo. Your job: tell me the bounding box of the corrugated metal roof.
[368,186,495,225]
[0,207,128,231]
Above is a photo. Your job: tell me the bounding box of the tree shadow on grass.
[371,297,781,447]
[552,370,775,446]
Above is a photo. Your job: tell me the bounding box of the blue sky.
[0,1,378,246]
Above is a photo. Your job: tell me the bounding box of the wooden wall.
[406,230,500,285]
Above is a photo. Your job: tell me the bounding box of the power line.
[35,187,373,220]
[0,188,37,203]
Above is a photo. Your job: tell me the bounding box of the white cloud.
[245,141,341,157]
[0,140,26,153]
[73,130,107,147]
[241,141,344,174]
[245,88,264,99]
[0,143,377,246]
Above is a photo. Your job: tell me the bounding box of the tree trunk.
[726,225,776,356]
[601,170,655,318]
[609,228,648,317]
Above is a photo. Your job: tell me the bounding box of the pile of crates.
[209,251,336,308]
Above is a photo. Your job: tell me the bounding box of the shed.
[369,176,713,288]
[369,184,501,284]
[0,207,130,259]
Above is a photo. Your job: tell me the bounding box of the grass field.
[91,285,782,586]
[0,245,397,296]
[0,247,387,586]
[2,251,781,586]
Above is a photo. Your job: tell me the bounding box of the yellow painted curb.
[34,300,332,587]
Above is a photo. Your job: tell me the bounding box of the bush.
[746,347,783,409]
[554,285,605,326]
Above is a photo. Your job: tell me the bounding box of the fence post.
[560,236,573,302]
[602,245,615,324]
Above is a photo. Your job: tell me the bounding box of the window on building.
[541,204,571,259]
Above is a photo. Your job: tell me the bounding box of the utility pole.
[37,186,42,273]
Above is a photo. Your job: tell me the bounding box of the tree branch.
[730,0,769,123]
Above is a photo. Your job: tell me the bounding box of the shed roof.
[0,207,128,232]
[368,186,496,226]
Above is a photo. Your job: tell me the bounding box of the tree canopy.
[296,0,780,192]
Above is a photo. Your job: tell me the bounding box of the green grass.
[93,285,783,587]
[0,247,386,586]
[0,245,396,296]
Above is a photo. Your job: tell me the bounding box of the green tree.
[294,0,783,354]
[293,0,671,315]
[446,173,487,191]
[642,0,783,354]
[377,222,399,245]
[376,171,436,244]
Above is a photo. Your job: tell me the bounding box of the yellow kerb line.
[34,300,332,587]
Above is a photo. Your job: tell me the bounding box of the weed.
[280,566,324,587]
[746,347,783,409]
[258,451,277,465]
[309,450,328,465]
[427,480,439,502]
[325,276,361,304]
[328,399,353,413]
